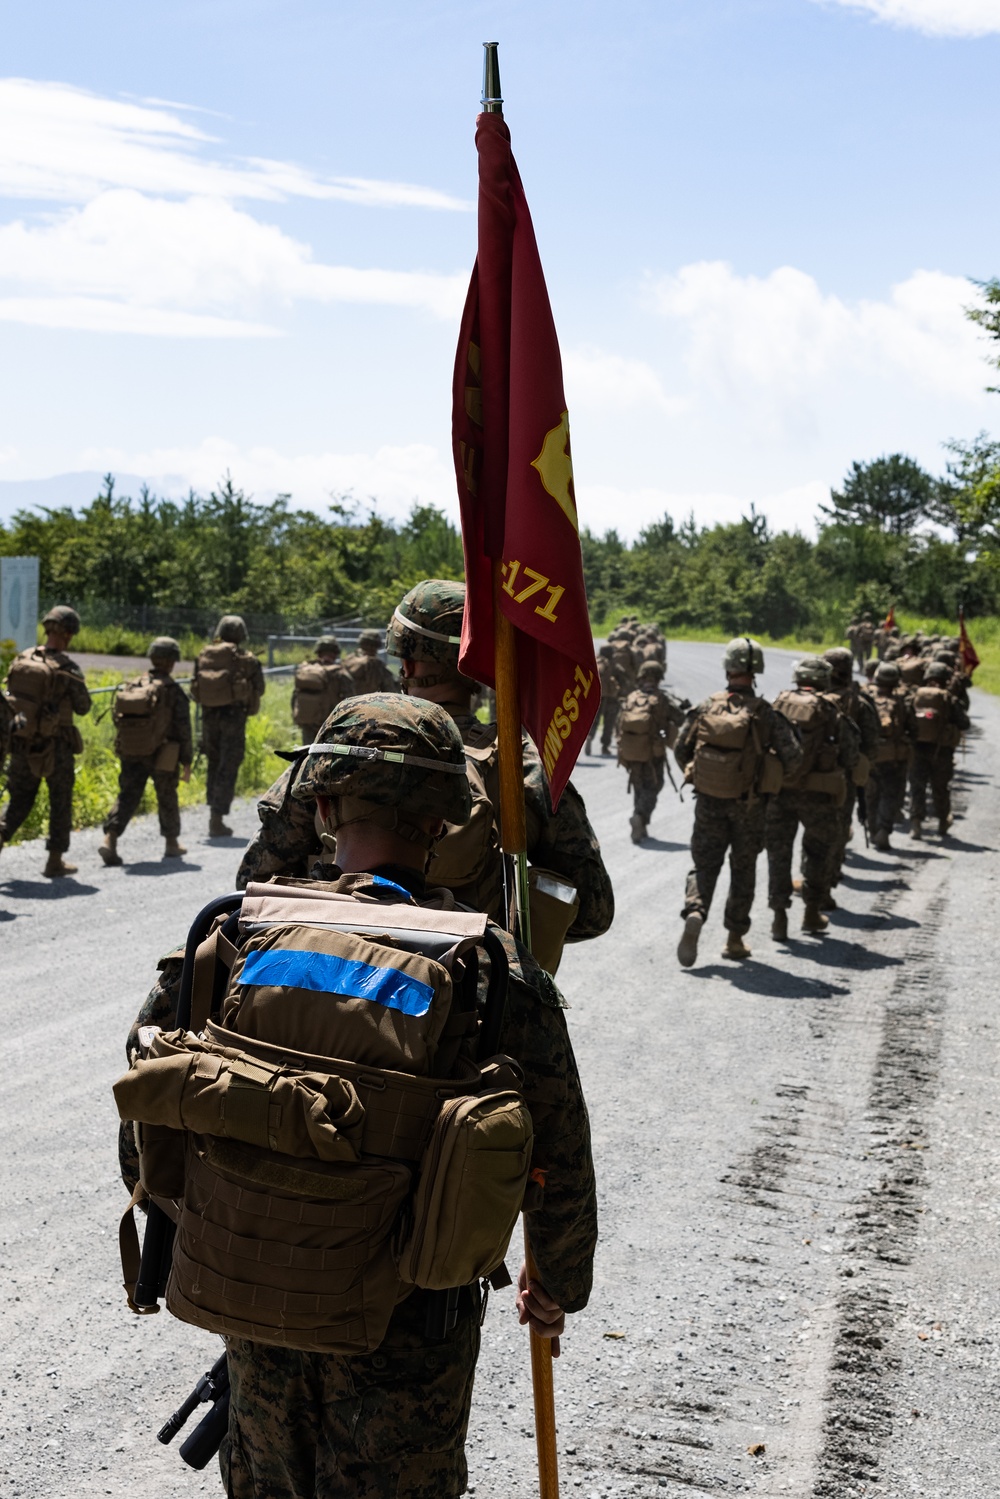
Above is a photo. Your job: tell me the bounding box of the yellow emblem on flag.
[531,411,578,533]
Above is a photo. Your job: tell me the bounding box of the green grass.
[3,674,299,845]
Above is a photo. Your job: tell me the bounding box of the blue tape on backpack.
[240,947,434,1018]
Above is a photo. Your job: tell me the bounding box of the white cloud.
[0,78,470,209]
[564,347,687,415]
[814,0,1000,37]
[576,479,831,539]
[74,437,458,519]
[648,261,986,429]
[0,190,467,330]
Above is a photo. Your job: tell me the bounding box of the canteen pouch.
[26,740,56,778]
[135,1121,187,1199]
[757,749,785,795]
[398,1080,532,1291]
[527,867,579,975]
[154,740,181,773]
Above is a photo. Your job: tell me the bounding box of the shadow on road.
[0,877,101,899]
[123,860,205,877]
[638,838,688,853]
[695,961,850,1000]
[831,908,921,932]
[938,836,996,854]
[784,935,904,971]
[839,871,908,892]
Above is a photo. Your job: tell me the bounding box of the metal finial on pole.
[482,41,503,113]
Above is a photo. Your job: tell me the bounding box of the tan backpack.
[114,883,531,1353]
[689,692,769,799]
[617,694,659,764]
[292,661,353,728]
[872,692,909,762]
[898,657,925,686]
[912,685,960,748]
[113,675,172,759]
[772,689,844,798]
[5,650,70,740]
[191,642,260,711]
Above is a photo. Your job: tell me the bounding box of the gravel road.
[3,641,998,1499]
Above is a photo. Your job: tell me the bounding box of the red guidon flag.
[959,606,980,676]
[883,604,895,630]
[453,111,598,806]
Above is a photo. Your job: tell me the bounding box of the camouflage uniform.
[344,631,398,696]
[120,696,596,1499]
[764,682,859,913]
[202,705,255,816]
[907,681,970,829]
[0,643,91,853]
[865,682,911,840]
[674,689,802,937]
[103,669,193,840]
[822,653,880,894]
[616,681,687,833]
[292,658,356,744]
[586,650,628,754]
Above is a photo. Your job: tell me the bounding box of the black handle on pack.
[176,891,244,1029]
[179,1385,231,1469]
[477,928,509,1061]
[134,1199,176,1309]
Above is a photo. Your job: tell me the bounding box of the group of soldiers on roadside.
[0,613,393,874]
[603,628,972,968]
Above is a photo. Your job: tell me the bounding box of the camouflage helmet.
[823,647,853,682]
[42,605,81,637]
[216,614,248,644]
[385,579,464,666]
[864,659,878,679]
[291,693,471,844]
[598,643,614,659]
[723,637,764,675]
[874,661,900,687]
[638,659,664,683]
[925,661,951,683]
[933,648,958,667]
[148,636,180,662]
[793,655,833,689]
[358,629,382,653]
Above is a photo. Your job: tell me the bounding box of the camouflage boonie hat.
[314,635,340,656]
[385,579,465,667]
[823,647,853,679]
[925,661,950,683]
[148,636,180,661]
[42,605,81,636]
[638,660,664,682]
[723,637,764,675]
[216,615,248,643]
[794,655,833,688]
[291,693,471,827]
[875,662,900,687]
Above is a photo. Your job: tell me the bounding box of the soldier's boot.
[722,931,751,961]
[910,818,923,841]
[771,908,788,942]
[602,746,614,757]
[872,827,891,851]
[163,837,187,858]
[43,853,77,877]
[821,894,837,911]
[98,832,123,867]
[209,812,233,838]
[802,902,829,934]
[629,813,646,844]
[677,913,703,968]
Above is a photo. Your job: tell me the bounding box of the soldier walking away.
[191,615,265,838]
[765,657,859,940]
[343,628,397,695]
[115,694,597,1499]
[291,635,355,744]
[857,613,875,667]
[846,616,862,674]
[237,579,614,972]
[586,644,628,755]
[822,647,879,904]
[0,605,92,876]
[865,661,912,850]
[98,638,193,865]
[616,660,688,843]
[907,660,970,839]
[673,638,802,966]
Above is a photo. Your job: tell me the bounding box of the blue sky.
[1,0,998,537]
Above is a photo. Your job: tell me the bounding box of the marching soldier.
[822,647,879,906]
[343,628,397,695]
[0,605,91,876]
[99,637,193,865]
[908,659,970,839]
[615,660,688,843]
[865,661,912,850]
[586,644,628,756]
[190,615,265,838]
[291,635,355,745]
[674,638,802,966]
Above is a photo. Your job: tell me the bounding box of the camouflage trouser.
[103,756,181,839]
[587,697,620,752]
[825,788,859,889]
[0,740,75,852]
[682,793,765,938]
[865,763,907,836]
[220,1288,480,1499]
[910,746,955,824]
[202,707,248,815]
[766,788,843,909]
[625,759,664,825]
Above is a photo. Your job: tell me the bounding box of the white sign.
[0,556,40,651]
